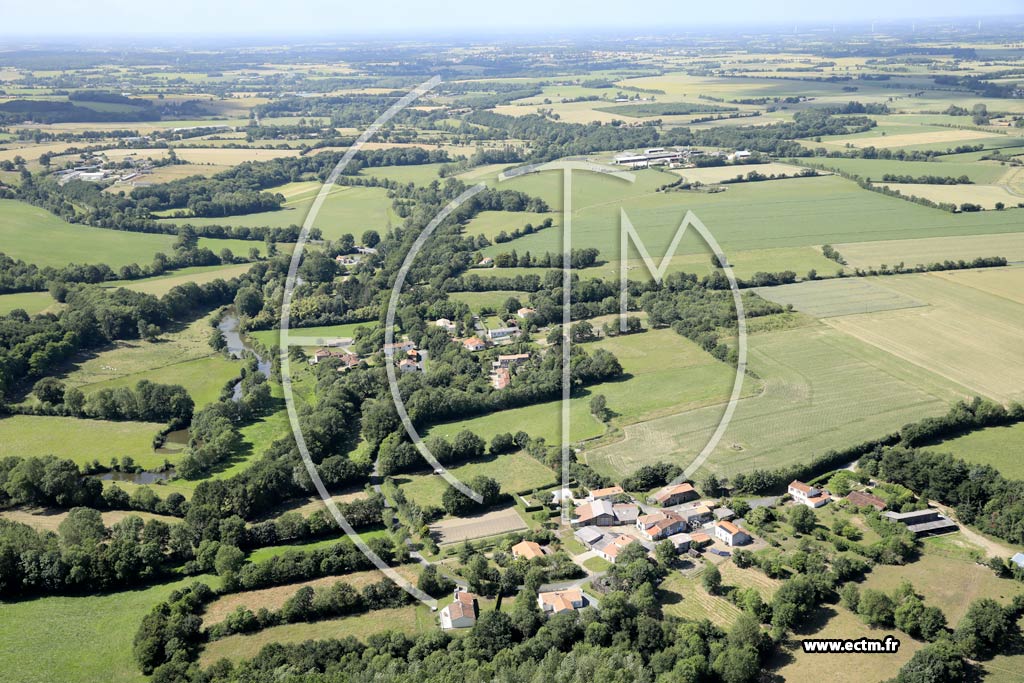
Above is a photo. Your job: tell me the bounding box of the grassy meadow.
[394,451,557,508]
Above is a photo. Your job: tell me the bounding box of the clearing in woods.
[754,278,926,318]
[823,270,1024,403]
[395,451,556,508]
[585,322,969,480]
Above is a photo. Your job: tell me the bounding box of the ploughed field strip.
[428,506,527,545]
[754,278,927,318]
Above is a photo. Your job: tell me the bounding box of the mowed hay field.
[464,210,558,240]
[824,270,1024,403]
[799,156,1010,185]
[871,181,1021,210]
[586,322,968,480]
[199,604,435,666]
[755,278,925,318]
[0,575,217,683]
[427,328,752,446]
[394,451,557,508]
[100,262,255,296]
[0,290,60,316]
[834,232,1024,270]
[769,605,923,682]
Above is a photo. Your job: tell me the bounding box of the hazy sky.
[2,0,1019,37]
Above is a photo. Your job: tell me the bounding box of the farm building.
[440,589,479,629]
[487,326,520,341]
[689,531,713,548]
[714,521,752,547]
[494,353,530,369]
[573,500,617,526]
[681,505,713,527]
[511,540,545,560]
[574,525,604,548]
[845,490,887,511]
[713,507,736,522]
[649,483,699,506]
[612,503,639,524]
[883,509,958,536]
[666,532,693,553]
[588,485,625,501]
[538,589,585,615]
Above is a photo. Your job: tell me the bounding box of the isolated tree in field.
[788,504,816,534]
[703,563,722,594]
[571,320,597,343]
[954,598,1013,657]
[590,394,610,422]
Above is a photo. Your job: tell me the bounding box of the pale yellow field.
[672,162,825,184]
[825,271,1024,403]
[872,182,1021,209]
[834,232,1024,269]
[0,507,180,532]
[830,128,993,149]
[166,147,302,164]
[931,265,1024,305]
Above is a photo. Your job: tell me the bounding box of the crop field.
[586,322,969,480]
[100,263,255,296]
[671,162,822,184]
[0,575,217,683]
[754,278,926,318]
[658,562,783,628]
[199,604,434,666]
[833,232,1024,270]
[0,290,60,316]
[797,156,1010,185]
[824,271,1024,403]
[935,423,1024,479]
[394,451,557,508]
[0,199,176,268]
[931,264,1024,304]
[0,414,167,467]
[463,210,558,240]
[429,328,752,446]
[481,173,1024,264]
[163,147,302,164]
[0,507,180,532]
[814,126,996,150]
[872,181,1021,210]
[157,181,397,240]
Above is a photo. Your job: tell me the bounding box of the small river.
[93,310,272,485]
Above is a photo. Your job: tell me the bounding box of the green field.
[156,181,398,240]
[56,311,241,409]
[464,210,558,240]
[359,163,447,185]
[394,451,557,508]
[0,290,60,316]
[754,278,926,318]
[251,320,380,349]
[930,422,1024,480]
[449,290,531,313]
[0,575,217,683]
[199,604,434,666]
[429,328,751,446]
[0,414,168,467]
[480,173,1024,269]
[101,262,256,296]
[586,321,970,480]
[0,199,176,268]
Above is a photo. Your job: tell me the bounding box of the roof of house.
[575,499,615,522]
[1011,552,1024,567]
[455,590,478,606]
[575,526,604,545]
[884,509,940,521]
[653,483,695,502]
[511,540,545,560]
[716,520,745,536]
[683,505,712,518]
[445,590,478,622]
[498,353,530,361]
[539,589,583,612]
[690,531,712,544]
[667,532,693,546]
[846,491,887,510]
[600,534,637,558]
[590,485,625,498]
[612,503,639,523]
[789,480,813,494]
[463,336,486,348]
[714,507,735,520]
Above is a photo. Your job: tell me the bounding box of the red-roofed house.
[845,490,887,511]
[462,337,487,352]
[789,480,829,508]
[440,588,478,629]
[538,589,584,614]
[650,483,699,506]
[588,485,625,501]
[511,540,545,560]
[636,510,687,541]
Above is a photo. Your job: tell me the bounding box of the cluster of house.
[383,339,424,373]
[309,347,361,371]
[490,352,530,389]
[570,482,754,563]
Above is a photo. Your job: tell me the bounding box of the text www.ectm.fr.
[801,637,901,654]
